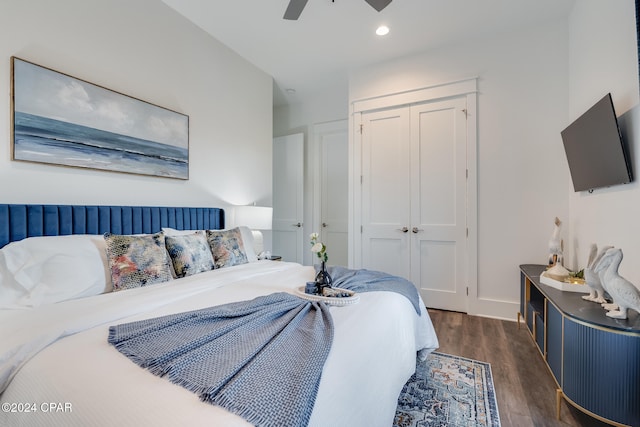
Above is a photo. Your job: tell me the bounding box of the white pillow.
[162,226,258,262]
[239,228,260,262]
[0,234,110,309]
[161,227,201,236]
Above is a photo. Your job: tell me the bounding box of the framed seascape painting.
[11,57,189,180]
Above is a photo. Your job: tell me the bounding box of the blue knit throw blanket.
[320,265,422,315]
[108,292,333,427]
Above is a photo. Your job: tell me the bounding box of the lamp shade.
[234,206,273,230]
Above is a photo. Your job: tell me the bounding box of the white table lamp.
[234,205,273,257]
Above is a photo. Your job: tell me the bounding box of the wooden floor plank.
[427,309,611,427]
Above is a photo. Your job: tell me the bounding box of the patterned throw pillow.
[206,228,248,269]
[104,232,173,291]
[165,231,215,278]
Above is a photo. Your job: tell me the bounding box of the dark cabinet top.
[520,264,640,333]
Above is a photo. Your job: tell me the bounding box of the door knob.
[292,222,302,227]
[397,226,409,233]
[412,227,423,233]
[322,222,328,228]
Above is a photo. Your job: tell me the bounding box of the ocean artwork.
[11,57,189,179]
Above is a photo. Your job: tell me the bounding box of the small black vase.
[315,261,333,294]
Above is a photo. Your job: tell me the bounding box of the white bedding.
[0,261,438,427]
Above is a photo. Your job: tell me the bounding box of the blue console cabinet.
[519,264,640,427]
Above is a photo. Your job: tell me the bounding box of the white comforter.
[0,261,438,426]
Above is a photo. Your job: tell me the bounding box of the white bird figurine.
[548,217,563,266]
[594,248,640,319]
[582,244,613,304]
[595,247,620,311]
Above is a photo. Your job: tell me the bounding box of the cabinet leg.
[556,388,562,420]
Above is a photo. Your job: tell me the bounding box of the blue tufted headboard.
[0,204,225,248]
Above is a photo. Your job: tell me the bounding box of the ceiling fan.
[283,0,392,20]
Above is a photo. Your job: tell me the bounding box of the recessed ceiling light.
[376,25,389,36]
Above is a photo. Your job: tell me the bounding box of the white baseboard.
[468,298,519,322]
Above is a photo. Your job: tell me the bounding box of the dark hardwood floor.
[427,309,611,427]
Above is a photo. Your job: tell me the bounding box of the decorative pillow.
[104,232,173,291]
[206,227,248,268]
[164,226,258,262]
[0,234,111,309]
[165,231,215,278]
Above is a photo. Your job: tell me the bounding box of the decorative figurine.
[582,244,613,304]
[544,217,572,281]
[594,248,640,319]
[548,217,563,267]
[594,246,620,311]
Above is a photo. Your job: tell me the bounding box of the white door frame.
[349,78,478,311]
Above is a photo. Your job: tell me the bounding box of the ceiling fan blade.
[364,0,392,12]
[283,0,309,20]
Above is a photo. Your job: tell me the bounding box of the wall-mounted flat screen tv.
[560,93,633,192]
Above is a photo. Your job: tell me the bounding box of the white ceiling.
[161,0,576,107]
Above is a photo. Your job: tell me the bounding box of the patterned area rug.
[394,352,501,427]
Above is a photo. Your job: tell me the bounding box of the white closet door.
[273,133,304,263]
[354,79,476,314]
[410,98,468,312]
[360,108,411,280]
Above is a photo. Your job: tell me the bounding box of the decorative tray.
[294,286,360,306]
[540,271,590,293]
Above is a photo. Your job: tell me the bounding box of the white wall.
[273,80,348,265]
[349,21,571,319]
[272,1,640,317]
[567,0,640,283]
[0,0,273,217]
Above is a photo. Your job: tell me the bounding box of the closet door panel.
[361,108,411,280]
[415,107,457,225]
[410,98,467,312]
[418,240,457,292]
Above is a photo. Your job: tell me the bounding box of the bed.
[0,204,439,427]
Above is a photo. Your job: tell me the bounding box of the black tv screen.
[560,93,633,192]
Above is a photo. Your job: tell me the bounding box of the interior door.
[273,133,304,263]
[318,120,348,267]
[410,98,468,312]
[359,97,468,312]
[360,108,411,279]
